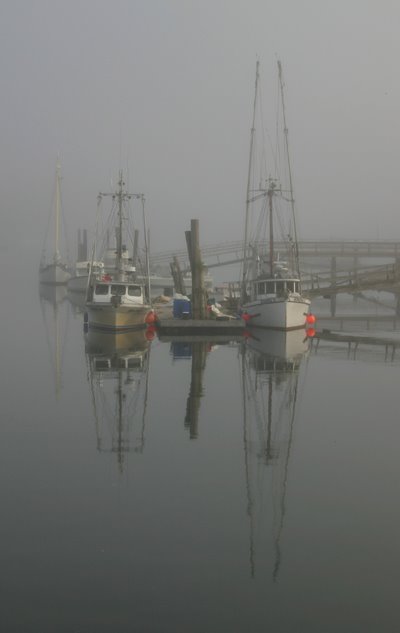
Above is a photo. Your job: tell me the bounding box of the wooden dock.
[156,318,245,339]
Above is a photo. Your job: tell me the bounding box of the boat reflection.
[85,329,151,472]
[39,283,70,397]
[241,327,309,580]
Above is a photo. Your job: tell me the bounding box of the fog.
[2,0,400,270]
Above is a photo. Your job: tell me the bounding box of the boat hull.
[243,296,310,330]
[246,327,309,361]
[86,304,150,331]
[39,263,71,285]
[67,274,88,293]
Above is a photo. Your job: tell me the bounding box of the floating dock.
[155,318,245,339]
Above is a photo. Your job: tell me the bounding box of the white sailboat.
[85,172,153,331]
[39,161,71,285]
[240,61,310,329]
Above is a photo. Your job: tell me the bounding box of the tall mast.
[268,181,275,276]
[99,171,144,281]
[55,160,61,261]
[116,171,124,264]
[241,60,260,303]
[278,60,300,278]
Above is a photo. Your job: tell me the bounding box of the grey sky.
[1,0,400,267]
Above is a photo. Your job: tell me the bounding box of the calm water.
[2,268,400,632]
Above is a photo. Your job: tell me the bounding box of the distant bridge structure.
[150,239,400,313]
[150,239,400,271]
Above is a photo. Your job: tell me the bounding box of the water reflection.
[184,341,209,439]
[170,339,225,439]
[241,328,309,580]
[84,329,151,472]
[39,283,70,396]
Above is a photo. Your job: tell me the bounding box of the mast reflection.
[85,329,151,472]
[241,328,309,580]
[39,283,69,397]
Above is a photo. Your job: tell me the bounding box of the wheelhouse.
[90,282,144,304]
[251,278,300,299]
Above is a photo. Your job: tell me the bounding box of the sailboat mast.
[278,60,300,277]
[142,197,152,303]
[116,172,124,264]
[241,60,260,303]
[268,184,274,276]
[55,161,61,260]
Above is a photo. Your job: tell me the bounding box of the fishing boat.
[240,61,310,329]
[85,173,153,331]
[39,161,71,285]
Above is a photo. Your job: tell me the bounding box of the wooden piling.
[186,219,207,319]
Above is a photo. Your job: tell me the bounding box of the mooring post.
[170,255,186,295]
[186,219,206,319]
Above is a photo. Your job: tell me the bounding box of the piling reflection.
[170,340,219,439]
[241,328,309,580]
[184,341,209,439]
[39,283,70,397]
[84,329,151,472]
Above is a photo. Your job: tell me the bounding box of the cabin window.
[95,284,109,295]
[266,281,275,294]
[287,281,294,292]
[111,284,126,296]
[257,282,266,294]
[128,285,142,297]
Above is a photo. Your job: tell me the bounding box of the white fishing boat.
[39,161,71,285]
[240,61,310,329]
[85,173,153,331]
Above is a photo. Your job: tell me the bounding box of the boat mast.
[99,172,145,282]
[55,160,61,262]
[277,60,300,278]
[142,197,152,303]
[116,171,124,269]
[241,60,260,303]
[268,181,275,276]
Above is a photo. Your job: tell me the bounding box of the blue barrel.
[173,298,191,319]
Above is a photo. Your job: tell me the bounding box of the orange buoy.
[306,327,316,338]
[145,325,156,341]
[145,310,157,325]
[306,313,316,325]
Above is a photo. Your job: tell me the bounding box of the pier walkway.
[151,239,400,270]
